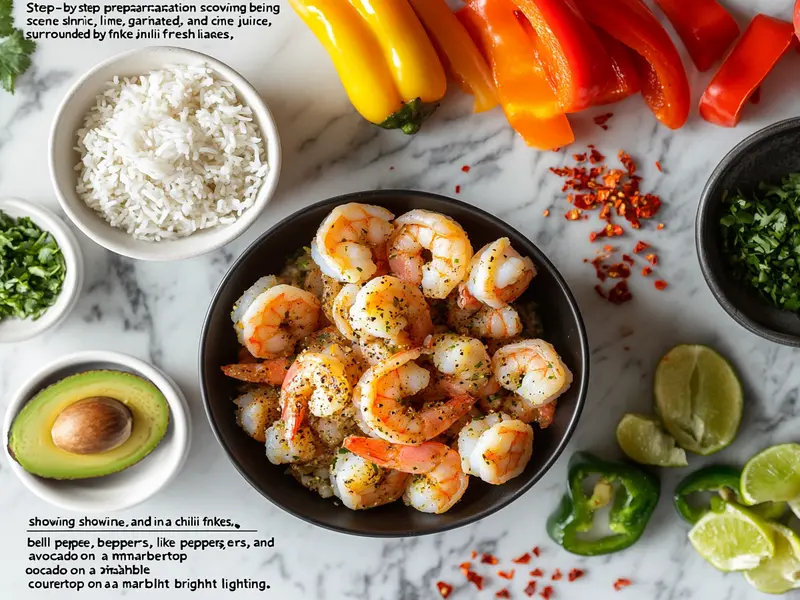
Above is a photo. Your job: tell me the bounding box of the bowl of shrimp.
[200,190,589,537]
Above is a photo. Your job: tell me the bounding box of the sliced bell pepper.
[654,0,740,72]
[592,27,641,105]
[700,14,795,128]
[458,0,574,150]
[407,0,498,113]
[573,0,690,130]
[509,0,615,112]
[547,452,660,556]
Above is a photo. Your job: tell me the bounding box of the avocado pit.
[51,397,133,455]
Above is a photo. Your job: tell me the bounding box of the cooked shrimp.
[309,405,361,448]
[234,387,281,443]
[343,436,469,514]
[426,333,493,395]
[265,421,318,465]
[233,277,320,359]
[448,297,523,340]
[492,340,573,406]
[221,357,292,385]
[281,351,352,438]
[478,379,559,427]
[388,209,473,299]
[331,283,360,342]
[349,275,434,347]
[311,203,395,284]
[290,453,335,499]
[461,238,536,309]
[457,413,534,484]
[358,348,476,444]
[330,450,410,510]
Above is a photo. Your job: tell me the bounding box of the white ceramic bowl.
[49,46,282,261]
[3,351,191,512]
[0,198,83,343]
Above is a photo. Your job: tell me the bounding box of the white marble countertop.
[1,0,798,598]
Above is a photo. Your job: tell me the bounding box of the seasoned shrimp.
[492,340,573,406]
[448,297,523,340]
[233,277,320,359]
[388,209,473,299]
[265,421,318,465]
[311,203,395,284]
[343,436,469,514]
[426,333,493,395]
[478,378,558,427]
[358,348,476,444]
[221,357,292,385]
[457,413,534,484]
[331,283,360,342]
[234,387,281,443]
[330,450,410,510]
[461,238,536,309]
[281,351,352,438]
[349,276,434,347]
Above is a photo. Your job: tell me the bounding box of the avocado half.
[8,370,170,480]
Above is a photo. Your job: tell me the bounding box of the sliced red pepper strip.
[573,0,690,130]
[654,0,739,72]
[408,0,499,113]
[509,0,615,112]
[592,27,641,104]
[794,0,800,43]
[458,0,574,149]
[700,14,794,127]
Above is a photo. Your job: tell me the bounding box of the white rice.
[75,64,269,242]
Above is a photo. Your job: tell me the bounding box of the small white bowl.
[3,351,191,512]
[49,46,282,262]
[0,198,84,343]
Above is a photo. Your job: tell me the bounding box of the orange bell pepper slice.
[592,28,642,105]
[700,14,795,128]
[458,0,574,150]
[573,0,690,130]
[408,0,498,113]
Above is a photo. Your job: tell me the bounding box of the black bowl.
[697,118,800,347]
[200,190,589,537]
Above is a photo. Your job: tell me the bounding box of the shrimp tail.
[343,437,448,473]
[281,398,306,440]
[221,358,292,384]
[424,393,477,437]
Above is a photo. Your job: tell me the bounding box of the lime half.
[741,444,800,504]
[654,344,742,455]
[616,413,688,467]
[744,523,800,594]
[689,503,775,572]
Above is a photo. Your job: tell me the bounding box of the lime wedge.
[744,523,800,594]
[741,444,800,504]
[616,413,688,467]
[752,501,789,522]
[689,503,775,572]
[654,344,742,455]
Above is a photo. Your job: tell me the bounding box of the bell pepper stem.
[378,98,439,135]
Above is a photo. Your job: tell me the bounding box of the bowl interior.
[200,190,588,537]
[698,118,800,345]
[3,354,190,512]
[50,46,281,261]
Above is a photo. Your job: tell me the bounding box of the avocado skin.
[8,370,170,480]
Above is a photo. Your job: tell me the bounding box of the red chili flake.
[641,266,653,276]
[471,551,478,559]
[496,589,511,599]
[613,578,632,591]
[594,113,614,129]
[750,86,761,104]
[622,254,634,265]
[608,281,632,305]
[551,569,563,581]
[455,185,461,194]
[607,263,631,279]
[645,253,658,265]
[657,223,665,230]
[589,148,605,164]
[565,209,582,221]
[436,582,453,598]
[498,570,516,580]
[524,581,538,597]
[530,568,544,578]
[459,562,472,577]
[568,569,585,582]
[618,151,636,176]
[532,546,541,557]
[466,571,484,590]
[655,161,663,172]
[573,152,587,162]
[633,241,650,254]
[655,280,668,290]
[541,585,555,599]
[481,553,499,565]
[461,165,471,173]
[513,553,532,565]
[543,209,550,217]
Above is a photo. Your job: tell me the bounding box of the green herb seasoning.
[0,210,66,320]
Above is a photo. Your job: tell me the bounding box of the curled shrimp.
[331,283,360,342]
[232,276,321,358]
[234,387,281,443]
[388,209,473,299]
[447,295,523,340]
[343,436,469,514]
[457,413,534,484]
[492,340,573,406]
[330,450,410,510]
[265,421,318,465]
[311,203,395,284]
[357,348,476,444]
[426,333,493,395]
[460,238,536,309]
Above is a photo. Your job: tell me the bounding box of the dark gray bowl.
[199,190,589,537]
[697,118,800,346]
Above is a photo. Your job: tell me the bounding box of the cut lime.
[616,413,688,467]
[744,523,800,594]
[789,499,800,520]
[654,344,742,456]
[741,444,800,504]
[752,502,789,522]
[689,503,775,572]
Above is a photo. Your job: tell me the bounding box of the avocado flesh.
[8,370,170,480]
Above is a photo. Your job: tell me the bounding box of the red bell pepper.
[654,0,739,72]
[592,27,641,105]
[794,0,800,42]
[509,0,615,112]
[573,0,690,130]
[700,14,795,127]
[458,0,574,149]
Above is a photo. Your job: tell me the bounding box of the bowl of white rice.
[49,46,281,261]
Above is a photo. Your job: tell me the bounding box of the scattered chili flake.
[471,551,478,560]
[594,112,614,130]
[498,570,515,580]
[481,553,499,565]
[455,185,461,194]
[655,280,668,290]
[750,86,761,104]
[532,547,541,557]
[436,582,453,598]
[551,569,563,581]
[602,244,614,253]
[496,589,511,599]
[568,569,585,582]
[459,562,472,577]
[565,209,582,221]
[645,253,658,265]
[657,223,665,230]
[513,553,532,564]
[618,151,636,176]
[589,148,605,164]
[573,152,587,162]
[633,241,650,254]
[622,254,634,265]
[613,578,632,591]
[607,263,631,279]
[541,585,554,599]
[461,165,471,173]
[524,581,538,597]
[543,209,550,217]
[655,161,663,172]
[608,281,632,305]
[641,266,652,276]
[466,571,484,590]
[530,568,544,578]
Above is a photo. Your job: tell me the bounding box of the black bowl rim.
[199,189,590,537]
[696,117,800,348]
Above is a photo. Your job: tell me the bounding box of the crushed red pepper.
[543,209,550,217]
[655,161,663,172]
[568,568,585,582]
[530,568,544,578]
[607,263,631,279]
[532,547,541,557]
[657,223,665,230]
[481,553,499,565]
[513,553,532,564]
[593,112,614,130]
[436,582,453,598]
[613,578,632,591]
[524,581,538,596]
[655,280,668,290]
[641,266,652,277]
[645,253,658,266]
[633,241,650,254]
[541,585,554,599]
[459,562,472,577]
[466,571,484,590]
[471,551,478,560]
[462,165,471,173]
[608,281,632,305]
[498,570,516,580]
[551,569,563,581]
[455,185,461,194]
[496,589,511,599]
[622,254,634,265]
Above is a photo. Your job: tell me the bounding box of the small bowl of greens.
[0,198,83,343]
[697,117,800,346]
